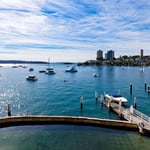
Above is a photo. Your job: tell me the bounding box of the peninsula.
[78,55,150,66]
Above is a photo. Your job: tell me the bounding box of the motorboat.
[65,66,78,72]
[45,69,56,75]
[39,70,46,73]
[26,75,38,81]
[29,68,34,71]
[12,65,18,68]
[93,73,99,77]
[104,93,128,103]
[46,67,54,71]
[22,66,27,68]
[45,57,56,74]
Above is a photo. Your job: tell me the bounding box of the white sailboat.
[45,57,56,75]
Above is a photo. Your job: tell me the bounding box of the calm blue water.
[0,64,150,118]
[0,125,149,150]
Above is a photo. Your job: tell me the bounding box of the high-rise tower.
[96,50,103,61]
[140,49,143,59]
[105,50,115,61]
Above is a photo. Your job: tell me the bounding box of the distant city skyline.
[0,0,150,62]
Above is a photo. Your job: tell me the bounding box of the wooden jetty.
[101,99,150,135]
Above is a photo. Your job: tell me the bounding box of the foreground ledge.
[0,115,138,131]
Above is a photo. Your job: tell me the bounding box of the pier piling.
[80,96,83,110]
[119,100,122,117]
[95,91,98,102]
[108,100,112,111]
[130,83,132,95]
[134,97,137,109]
[8,104,11,116]
[144,82,147,91]
[118,90,121,95]
[148,86,150,93]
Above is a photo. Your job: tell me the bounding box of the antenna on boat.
[118,90,121,95]
[48,57,50,66]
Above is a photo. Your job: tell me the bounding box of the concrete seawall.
[0,115,138,131]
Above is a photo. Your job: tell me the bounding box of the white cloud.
[0,0,150,62]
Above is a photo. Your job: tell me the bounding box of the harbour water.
[0,63,149,118]
[0,63,150,149]
[0,125,149,150]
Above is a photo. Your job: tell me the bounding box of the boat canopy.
[109,94,122,98]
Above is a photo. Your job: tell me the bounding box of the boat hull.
[104,94,128,103]
[65,66,78,73]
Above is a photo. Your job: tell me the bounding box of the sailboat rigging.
[45,57,56,75]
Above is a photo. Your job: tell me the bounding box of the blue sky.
[0,0,150,62]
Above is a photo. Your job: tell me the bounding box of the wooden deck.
[101,99,150,135]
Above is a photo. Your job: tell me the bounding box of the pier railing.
[101,96,150,133]
[133,108,150,124]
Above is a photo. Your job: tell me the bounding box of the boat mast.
[48,57,50,68]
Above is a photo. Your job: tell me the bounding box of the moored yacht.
[65,66,78,73]
[29,68,34,71]
[39,70,46,73]
[93,73,99,77]
[45,68,56,75]
[104,93,128,103]
[26,75,38,81]
[12,65,18,68]
[45,57,56,74]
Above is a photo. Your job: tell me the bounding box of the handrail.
[133,108,150,123]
